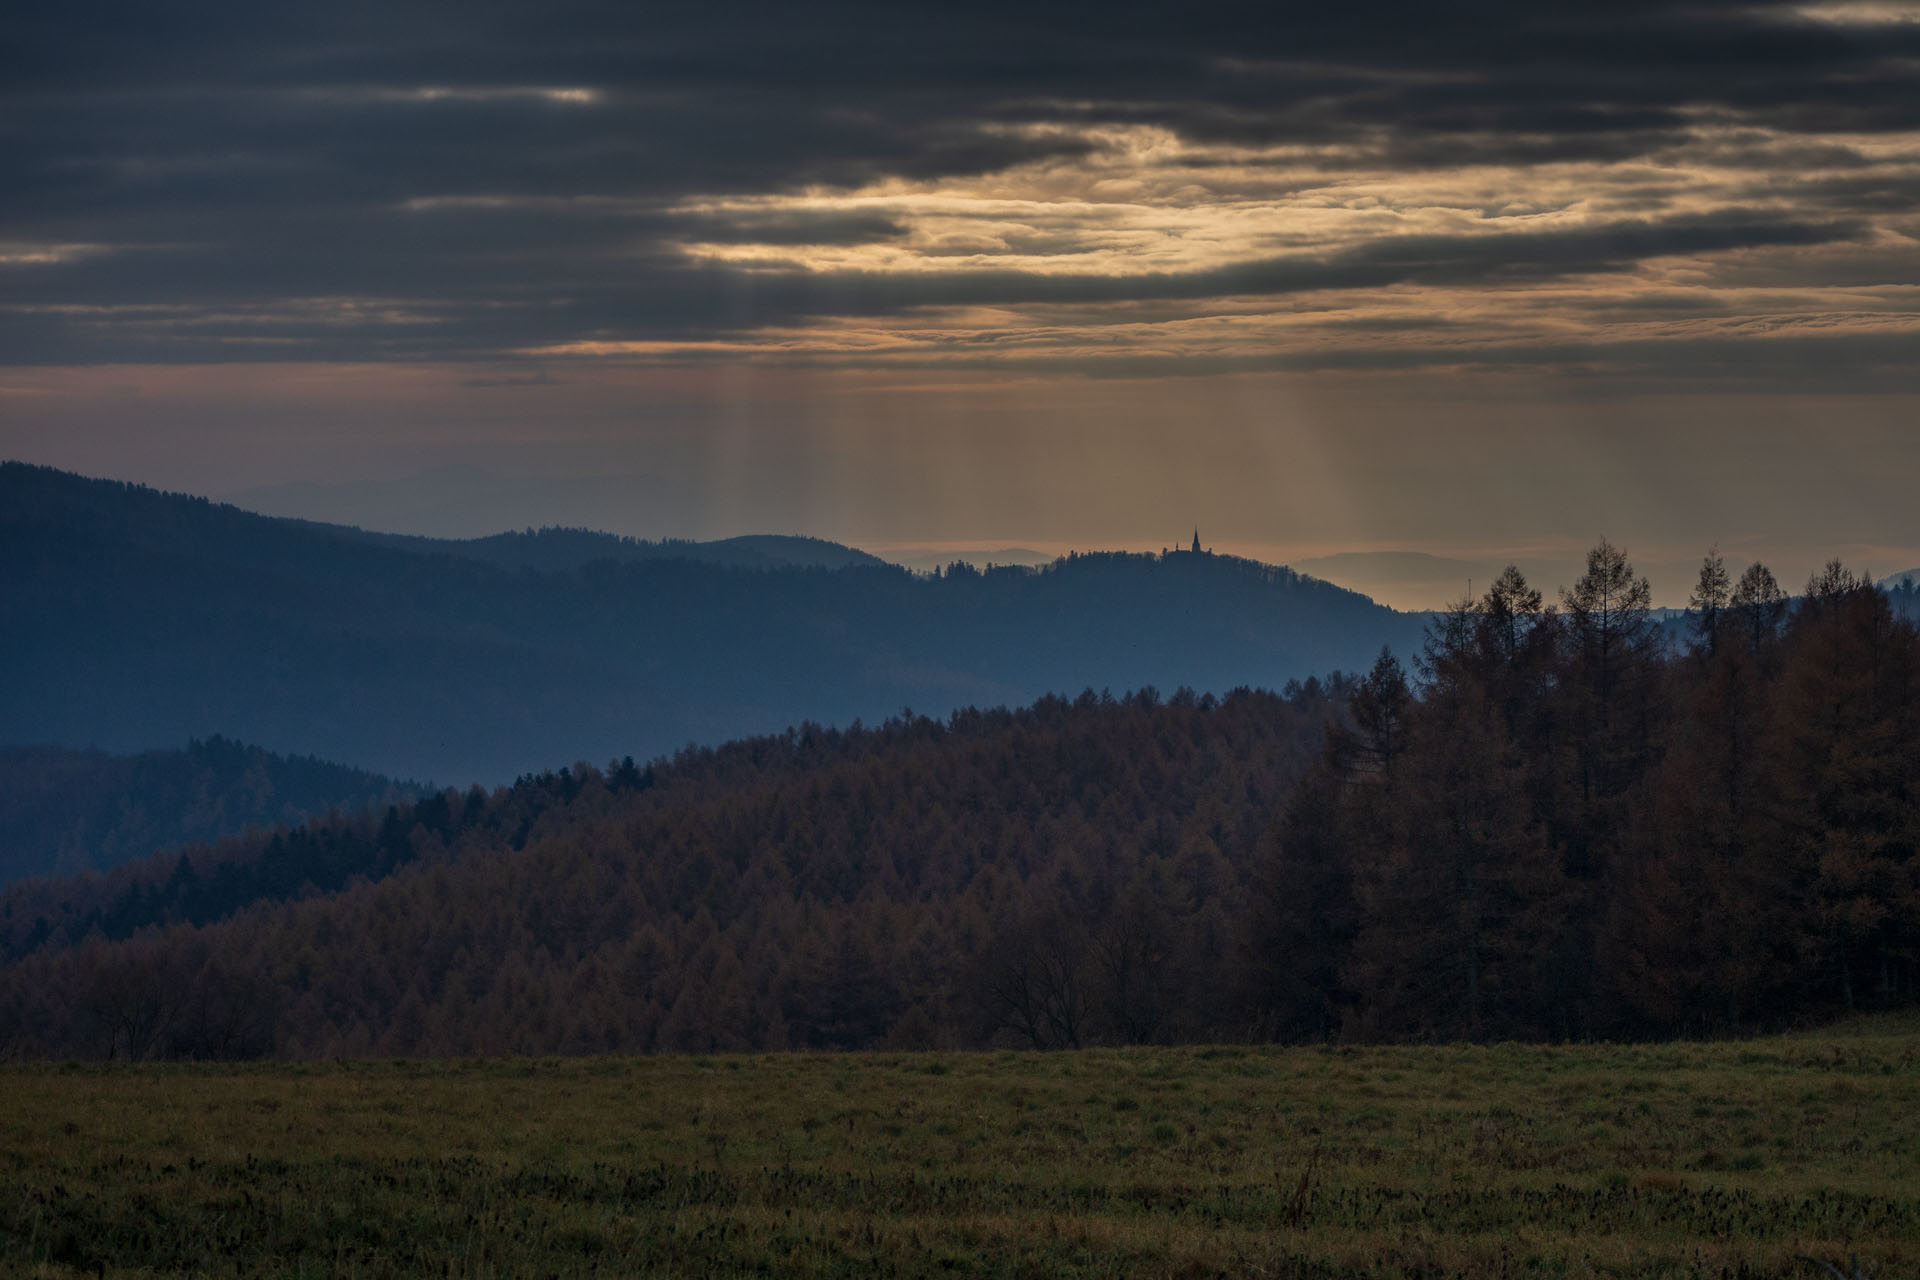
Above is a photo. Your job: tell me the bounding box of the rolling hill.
[1,462,1425,783]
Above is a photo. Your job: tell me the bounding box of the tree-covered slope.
[0,686,1339,1058]
[0,738,416,885]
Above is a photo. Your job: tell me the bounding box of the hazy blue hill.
[306,522,890,572]
[1,463,1425,782]
[0,737,416,885]
[707,534,889,571]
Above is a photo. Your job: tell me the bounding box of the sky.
[5,0,1920,606]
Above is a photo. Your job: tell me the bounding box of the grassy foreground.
[2,1021,1917,1278]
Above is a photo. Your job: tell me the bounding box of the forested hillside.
[2,540,1916,1061]
[0,686,1340,1058]
[0,738,416,885]
[6,493,1915,1059]
[1,463,1423,782]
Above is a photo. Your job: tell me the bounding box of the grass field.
[3,1019,1916,1278]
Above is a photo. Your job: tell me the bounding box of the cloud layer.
[7,0,1920,383]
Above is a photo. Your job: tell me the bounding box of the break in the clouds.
[5,0,1920,379]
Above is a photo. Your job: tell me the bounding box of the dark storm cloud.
[665,209,912,246]
[4,0,1918,370]
[0,208,1870,366]
[1760,169,1920,213]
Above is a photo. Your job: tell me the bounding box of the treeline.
[1247,545,1919,1042]
[1884,575,1920,623]
[0,686,1339,1059]
[0,737,417,886]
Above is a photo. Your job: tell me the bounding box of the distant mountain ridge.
[1,462,1425,782]
[308,522,890,573]
[878,547,1057,573]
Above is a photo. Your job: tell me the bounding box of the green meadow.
[3,1019,1916,1278]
